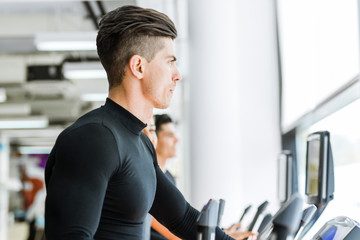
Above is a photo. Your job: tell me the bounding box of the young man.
[45,5,236,240]
[151,114,181,240]
[154,114,178,182]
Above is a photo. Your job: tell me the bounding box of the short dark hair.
[96,5,177,89]
[154,114,173,135]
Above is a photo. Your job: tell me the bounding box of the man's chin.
[154,102,170,109]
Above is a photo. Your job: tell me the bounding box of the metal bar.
[83,1,99,29]
[96,1,106,16]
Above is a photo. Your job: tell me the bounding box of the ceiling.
[0,0,137,149]
[0,0,183,151]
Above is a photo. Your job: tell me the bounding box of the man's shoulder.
[58,107,109,139]
[75,106,104,126]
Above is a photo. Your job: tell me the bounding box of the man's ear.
[129,55,145,79]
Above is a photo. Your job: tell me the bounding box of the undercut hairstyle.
[96,5,177,89]
[154,114,173,135]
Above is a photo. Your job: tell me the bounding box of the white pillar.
[188,0,243,226]
[188,0,280,226]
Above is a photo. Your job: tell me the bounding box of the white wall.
[188,0,281,226]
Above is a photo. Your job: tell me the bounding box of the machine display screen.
[306,138,321,196]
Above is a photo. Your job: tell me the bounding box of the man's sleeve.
[45,124,119,240]
[149,165,234,240]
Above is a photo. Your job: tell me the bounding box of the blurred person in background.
[19,164,45,240]
[150,114,180,240]
[154,114,178,184]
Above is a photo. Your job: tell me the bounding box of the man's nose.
[173,65,182,82]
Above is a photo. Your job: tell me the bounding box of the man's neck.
[108,83,153,124]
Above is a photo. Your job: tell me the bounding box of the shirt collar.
[104,98,147,135]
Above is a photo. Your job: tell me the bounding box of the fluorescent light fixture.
[81,93,107,102]
[35,31,97,51]
[18,146,52,155]
[16,137,56,146]
[0,89,6,102]
[65,69,106,79]
[0,103,31,115]
[0,116,48,129]
[63,61,106,80]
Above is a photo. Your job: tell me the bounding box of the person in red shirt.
[19,164,45,240]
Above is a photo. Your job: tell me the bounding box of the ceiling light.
[18,146,53,155]
[0,116,48,129]
[0,103,31,115]
[35,31,97,51]
[0,88,6,102]
[81,93,107,102]
[62,61,106,80]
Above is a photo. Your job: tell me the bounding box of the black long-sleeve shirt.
[45,98,232,240]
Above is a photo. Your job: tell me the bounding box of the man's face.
[156,122,178,159]
[142,38,182,109]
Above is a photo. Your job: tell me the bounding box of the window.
[278,0,359,131]
[278,0,360,237]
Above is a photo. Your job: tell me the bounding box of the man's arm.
[151,216,181,240]
[45,124,119,240]
[149,165,234,240]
